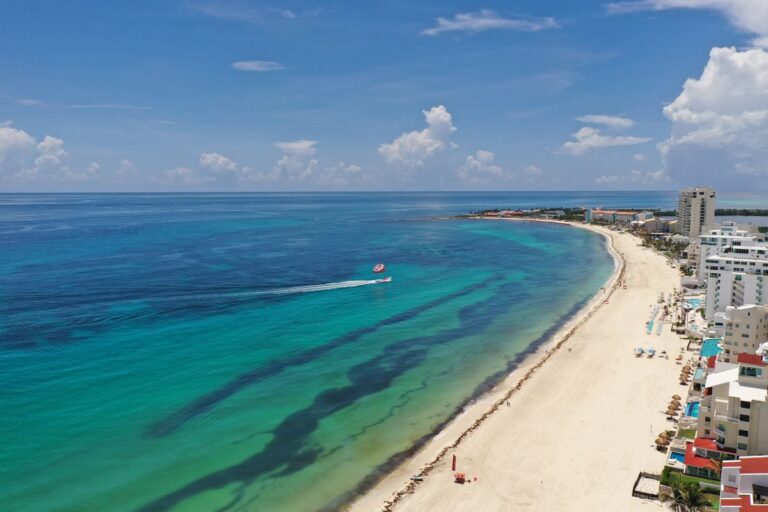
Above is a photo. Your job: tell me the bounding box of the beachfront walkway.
[351,227,681,512]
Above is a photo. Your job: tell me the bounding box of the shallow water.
[0,192,665,511]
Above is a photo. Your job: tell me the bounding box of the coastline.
[347,219,632,511]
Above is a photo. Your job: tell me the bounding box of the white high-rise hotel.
[678,187,716,238]
[704,245,768,320]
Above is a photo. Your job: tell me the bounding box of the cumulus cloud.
[606,0,768,47]
[272,140,318,181]
[596,169,671,185]
[423,9,558,36]
[655,46,768,186]
[232,60,285,72]
[0,123,36,166]
[458,150,505,183]
[524,165,544,181]
[156,167,211,186]
[562,126,651,155]
[379,105,457,167]
[576,114,635,129]
[200,152,238,172]
[317,162,370,187]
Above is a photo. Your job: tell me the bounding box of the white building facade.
[704,244,768,320]
[721,305,768,364]
[678,187,716,238]
[695,222,765,285]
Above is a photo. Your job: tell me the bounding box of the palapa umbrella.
[655,437,670,446]
[659,432,671,440]
[672,394,681,400]
[670,398,681,405]
[665,408,677,416]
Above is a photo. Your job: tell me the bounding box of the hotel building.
[720,455,768,511]
[720,305,768,364]
[695,222,765,285]
[695,354,768,464]
[704,244,768,320]
[677,187,716,238]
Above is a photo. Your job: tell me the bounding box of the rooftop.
[739,353,767,367]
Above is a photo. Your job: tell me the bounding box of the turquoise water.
[701,338,723,358]
[685,402,700,418]
[0,193,628,511]
[669,452,685,463]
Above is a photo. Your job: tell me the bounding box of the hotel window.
[739,415,750,422]
[740,367,763,378]
[741,401,751,409]
[738,443,748,450]
[739,429,749,436]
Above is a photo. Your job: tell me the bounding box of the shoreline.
[347,219,627,511]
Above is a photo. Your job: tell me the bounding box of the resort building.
[695,354,768,461]
[720,456,768,511]
[720,305,768,364]
[694,222,765,285]
[584,208,653,225]
[677,187,716,238]
[704,244,768,320]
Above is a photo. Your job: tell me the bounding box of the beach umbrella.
[672,394,681,400]
[666,408,677,416]
[655,437,670,446]
[659,432,671,440]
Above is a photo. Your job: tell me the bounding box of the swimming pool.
[685,298,703,309]
[684,401,700,418]
[701,338,723,358]
[669,452,685,464]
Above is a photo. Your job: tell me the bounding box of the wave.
[172,280,387,301]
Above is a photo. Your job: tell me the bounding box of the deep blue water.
[0,192,668,511]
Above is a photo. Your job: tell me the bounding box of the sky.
[1,0,768,192]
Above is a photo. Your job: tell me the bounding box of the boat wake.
[173,279,388,301]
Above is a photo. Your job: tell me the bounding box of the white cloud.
[200,152,238,172]
[379,105,457,167]
[656,46,768,187]
[562,126,651,155]
[423,9,558,36]
[232,60,285,72]
[318,162,370,186]
[187,1,297,23]
[634,153,646,162]
[0,123,36,165]
[272,140,318,181]
[524,164,544,180]
[576,114,635,129]
[458,150,505,183]
[115,159,138,183]
[606,0,768,47]
[596,169,671,185]
[156,167,210,186]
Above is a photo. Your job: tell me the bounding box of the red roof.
[739,456,768,474]
[738,353,766,366]
[694,437,718,450]
[708,356,717,369]
[685,441,716,469]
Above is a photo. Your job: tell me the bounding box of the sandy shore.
[349,221,684,512]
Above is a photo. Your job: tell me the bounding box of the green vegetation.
[715,208,768,216]
[637,232,688,260]
[662,472,720,511]
[678,429,696,439]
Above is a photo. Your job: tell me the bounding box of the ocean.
[1,192,670,511]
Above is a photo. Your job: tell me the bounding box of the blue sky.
[1,0,767,191]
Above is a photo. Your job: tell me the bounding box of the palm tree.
[667,482,687,512]
[681,482,711,512]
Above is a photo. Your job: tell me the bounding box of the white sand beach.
[349,223,684,512]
